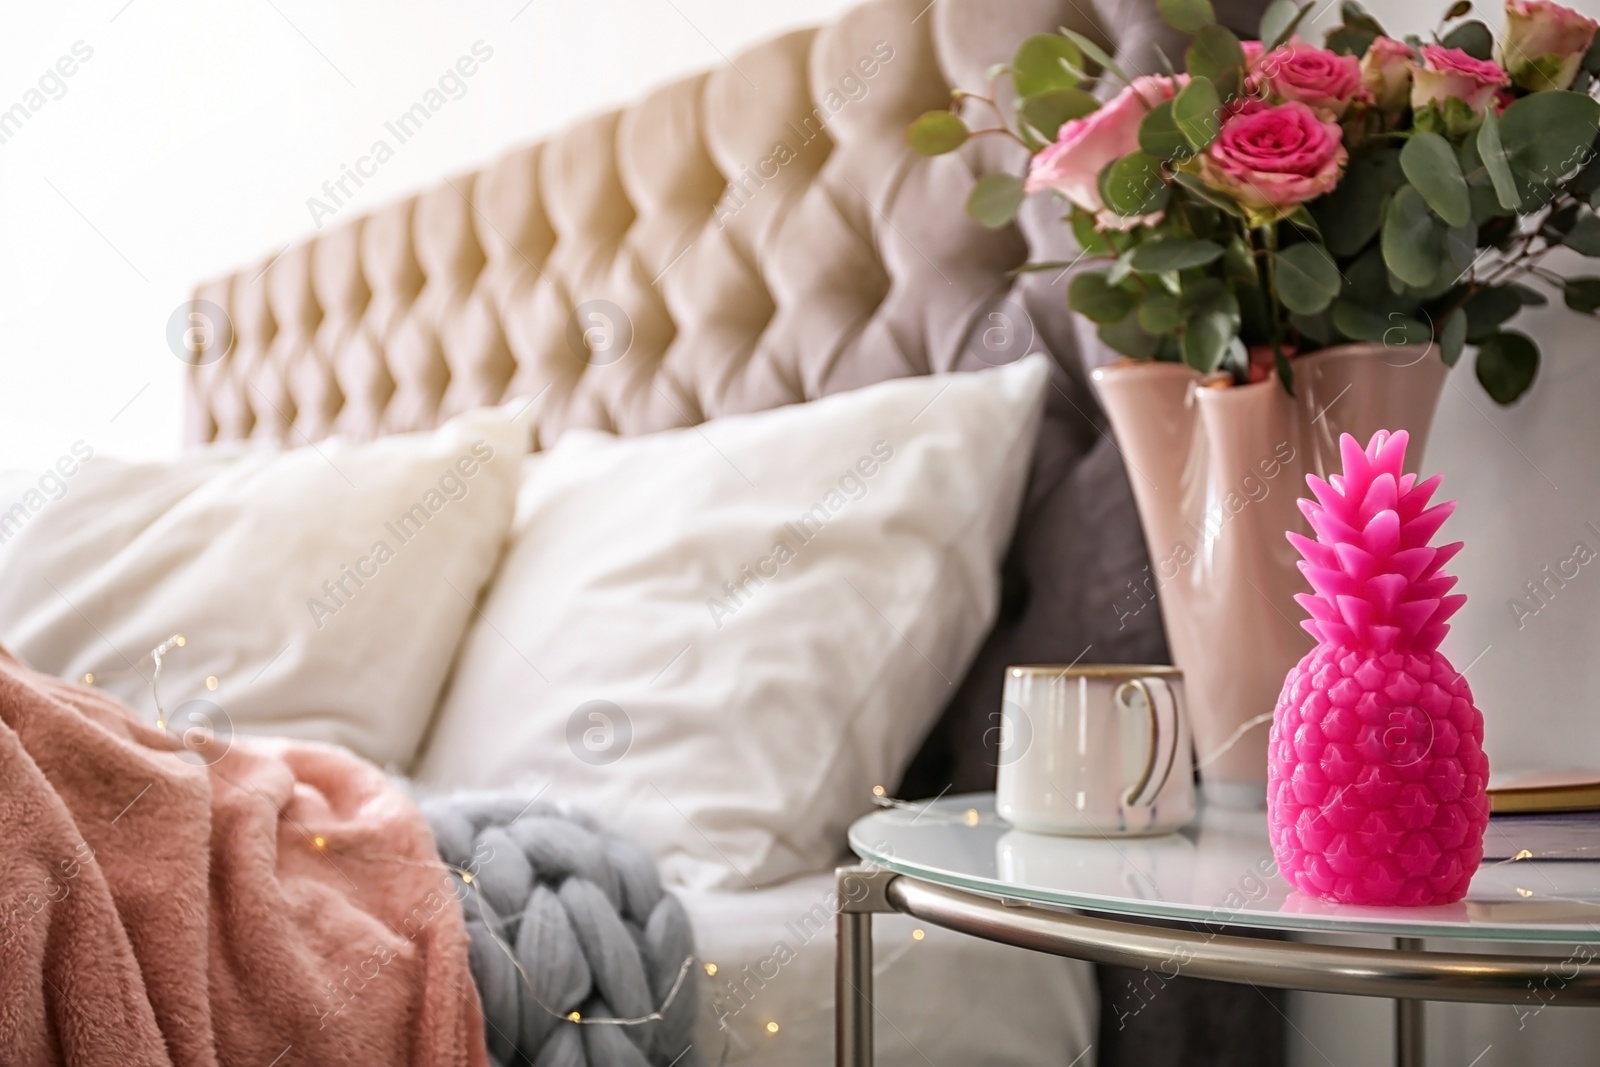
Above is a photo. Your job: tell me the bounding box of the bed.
[172,0,1279,1064]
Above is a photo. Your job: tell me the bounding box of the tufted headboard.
[183,0,1259,791]
[185,3,1288,1062]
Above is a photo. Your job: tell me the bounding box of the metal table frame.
[833,864,1600,1067]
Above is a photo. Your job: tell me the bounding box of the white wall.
[0,0,856,473]
[5,2,1600,1065]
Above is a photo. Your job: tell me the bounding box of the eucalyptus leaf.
[1439,308,1467,366]
[1100,316,1163,358]
[1058,27,1129,85]
[1172,170,1246,216]
[1444,0,1471,18]
[1069,271,1136,323]
[1100,151,1170,219]
[1313,148,1402,256]
[1325,25,1378,56]
[1139,101,1190,161]
[1382,185,1446,288]
[1474,331,1539,403]
[1564,276,1600,312]
[1330,300,1429,345]
[1072,212,1114,255]
[1463,286,1522,341]
[967,172,1026,229]
[1276,347,1295,394]
[1018,88,1101,140]
[1563,214,1600,256]
[1275,243,1343,314]
[1186,26,1245,99]
[1012,34,1087,97]
[1340,0,1386,33]
[1158,0,1215,33]
[1260,0,1307,50]
[1401,132,1472,227]
[1178,277,1231,315]
[1440,19,1493,60]
[1498,91,1600,203]
[1130,238,1226,272]
[1140,291,1185,333]
[1508,282,1548,306]
[1182,309,1235,372]
[1174,76,1224,151]
[1107,250,1136,285]
[1223,236,1259,287]
[1475,108,1522,211]
[906,111,968,156]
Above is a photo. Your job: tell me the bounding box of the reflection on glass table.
[849,794,1600,942]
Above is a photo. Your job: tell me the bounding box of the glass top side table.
[835,794,1600,1067]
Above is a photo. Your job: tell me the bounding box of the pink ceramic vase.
[1267,430,1488,906]
[1093,343,1450,808]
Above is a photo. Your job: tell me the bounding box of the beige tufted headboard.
[184,0,1160,448]
[183,0,1260,792]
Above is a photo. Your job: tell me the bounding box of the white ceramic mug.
[995,665,1195,836]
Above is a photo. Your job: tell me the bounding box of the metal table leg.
[835,865,898,1067]
[837,909,874,1067]
[1395,938,1425,1067]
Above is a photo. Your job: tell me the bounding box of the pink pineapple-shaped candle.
[1268,429,1489,906]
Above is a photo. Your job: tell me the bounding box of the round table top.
[848,794,1600,943]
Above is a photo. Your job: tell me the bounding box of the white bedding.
[677,871,1098,1066]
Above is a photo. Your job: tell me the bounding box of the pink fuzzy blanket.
[0,649,488,1067]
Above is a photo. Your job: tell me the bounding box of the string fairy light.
[312,831,708,1045]
[79,632,189,732]
[870,791,991,828]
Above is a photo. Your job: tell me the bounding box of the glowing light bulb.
[963,808,980,826]
[911,929,925,941]
[872,785,886,797]
[313,836,327,850]
[765,1021,780,1034]
[83,672,95,684]
[461,871,474,884]
[175,635,186,647]
[205,676,219,691]
[568,1011,582,1023]
[704,962,718,976]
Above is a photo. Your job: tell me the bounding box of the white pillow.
[414,358,1049,889]
[0,408,526,769]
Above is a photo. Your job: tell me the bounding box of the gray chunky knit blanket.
[420,793,701,1067]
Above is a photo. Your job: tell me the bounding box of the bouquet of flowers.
[907,0,1600,402]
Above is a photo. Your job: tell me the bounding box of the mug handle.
[1117,677,1179,808]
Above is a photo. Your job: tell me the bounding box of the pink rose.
[1196,100,1347,216]
[1410,44,1509,121]
[1241,40,1266,69]
[1258,43,1369,117]
[1025,75,1184,228]
[1360,37,1414,113]
[1503,0,1599,90]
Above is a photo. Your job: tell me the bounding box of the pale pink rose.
[1360,36,1414,112]
[1241,40,1266,69]
[1503,0,1599,90]
[1258,43,1370,117]
[1025,75,1185,228]
[1196,100,1347,214]
[1410,44,1509,118]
